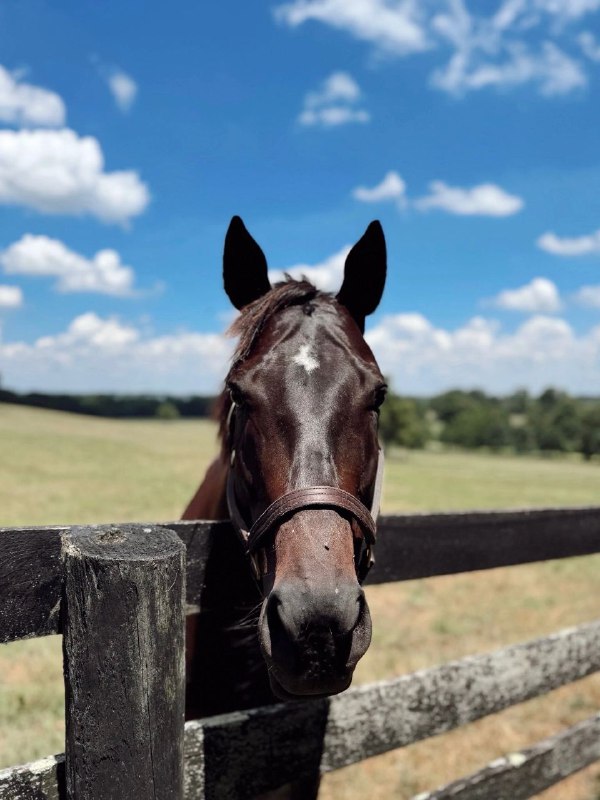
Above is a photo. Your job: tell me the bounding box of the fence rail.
[0,508,599,799]
[2,506,599,643]
[409,713,600,800]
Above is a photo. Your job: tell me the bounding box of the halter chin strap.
[226,447,384,584]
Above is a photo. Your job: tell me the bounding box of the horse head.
[222,216,386,699]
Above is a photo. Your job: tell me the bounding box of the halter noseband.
[225,402,384,583]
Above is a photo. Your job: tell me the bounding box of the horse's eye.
[227,383,246,407]
[372,385,388,411]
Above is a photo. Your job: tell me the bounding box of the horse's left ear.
[337,220,386,332]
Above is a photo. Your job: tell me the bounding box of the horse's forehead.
[241,303,380,386]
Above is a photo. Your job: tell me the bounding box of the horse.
[182,216,387,798]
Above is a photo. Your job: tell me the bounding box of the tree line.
[379,388,600,461]
[0,388,214,419]
[1,384,598,460]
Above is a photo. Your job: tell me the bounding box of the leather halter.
[225,402,384,583]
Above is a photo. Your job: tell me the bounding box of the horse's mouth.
[267,668,353,701]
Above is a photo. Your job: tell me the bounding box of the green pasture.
[1,403,599,798]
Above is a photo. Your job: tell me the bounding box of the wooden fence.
[0,507,599,799]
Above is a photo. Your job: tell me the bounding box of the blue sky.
[0,0,599,395]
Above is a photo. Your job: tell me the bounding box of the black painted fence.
[0,507,599,799]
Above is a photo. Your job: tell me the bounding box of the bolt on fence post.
[62,524,186,800]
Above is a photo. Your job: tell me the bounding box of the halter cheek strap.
[226,448,384,583]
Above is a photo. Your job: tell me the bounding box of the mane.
[230,278,326,364]
[216,278,331,447]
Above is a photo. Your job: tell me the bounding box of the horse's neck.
[183,452,274,718]
[182,453,229,520]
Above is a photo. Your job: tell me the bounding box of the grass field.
[1,402,599,798]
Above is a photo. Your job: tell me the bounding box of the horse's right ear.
[223,216,272,310]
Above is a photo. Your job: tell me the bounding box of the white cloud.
[415,181,524,216]
[275,0,430,56]
[298,72,370,127]
[0,285,23,308]
[299,106,370,126]
[537,229,600,255]
[432,41,587,96]
[366,312,600,394]
[352,171,407,205]
[107,69,138,112]
[275,1,598,97]
[0,129,150,224]
[491,277,561,312]
[269,244,350,291]
[537,1,600,21]
[578,31,600,61]
[574,285,600,307]
[1,235,137,296]
[3,306,599,395]
[0,65,66,127]
[1,313,233,394]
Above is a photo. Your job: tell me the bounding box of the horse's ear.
[337,220,386,332]
[223,216,272,310]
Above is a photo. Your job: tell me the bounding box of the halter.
[225,402,384,584]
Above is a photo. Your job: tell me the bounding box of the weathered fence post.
[62,524,185,800]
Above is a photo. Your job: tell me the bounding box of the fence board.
[1,507,599,643]
[182,619,600,797]
[371,506,600,583]
[410,713,600,800]
[5,621,597,799]
[0,755,63,800]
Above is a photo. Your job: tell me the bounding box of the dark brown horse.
[183,216,386,797]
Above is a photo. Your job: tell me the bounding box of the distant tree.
[156,401,180,420]
[580,405,600,461]
[505,389,531,415]
[378,394,428,450]
[429,390,478,424]
[509,422,537,454]
[441,405,510,450]
[531,390,582,453]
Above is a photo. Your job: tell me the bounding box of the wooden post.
[62,524,185,800]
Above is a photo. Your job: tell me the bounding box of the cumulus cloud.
[275,0,598,97]
[0,129,150,224]
[578,31,600,61]
[0,65,66,127]
[366,312,600,394]
[1,235,138,296]
[574,285,600,308]
[269,245,350,291]
[107,69,138,112]
[415,181,524,216]
[537,229,600,256]
[3,306,599,395]
[432,41,587,96]
[298,72,370,127]
[491,277,562,313]
[0,285,23,308]
[275,0,430,57]
[352,171,407,205]
[1,313,233,394]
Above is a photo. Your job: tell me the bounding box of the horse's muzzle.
[258,580,372,698]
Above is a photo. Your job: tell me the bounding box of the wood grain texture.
[1,507,599,643]
[0,755,63,799]
[410,713,600,800]
[3,621,599,799]
[62,525,186,800]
